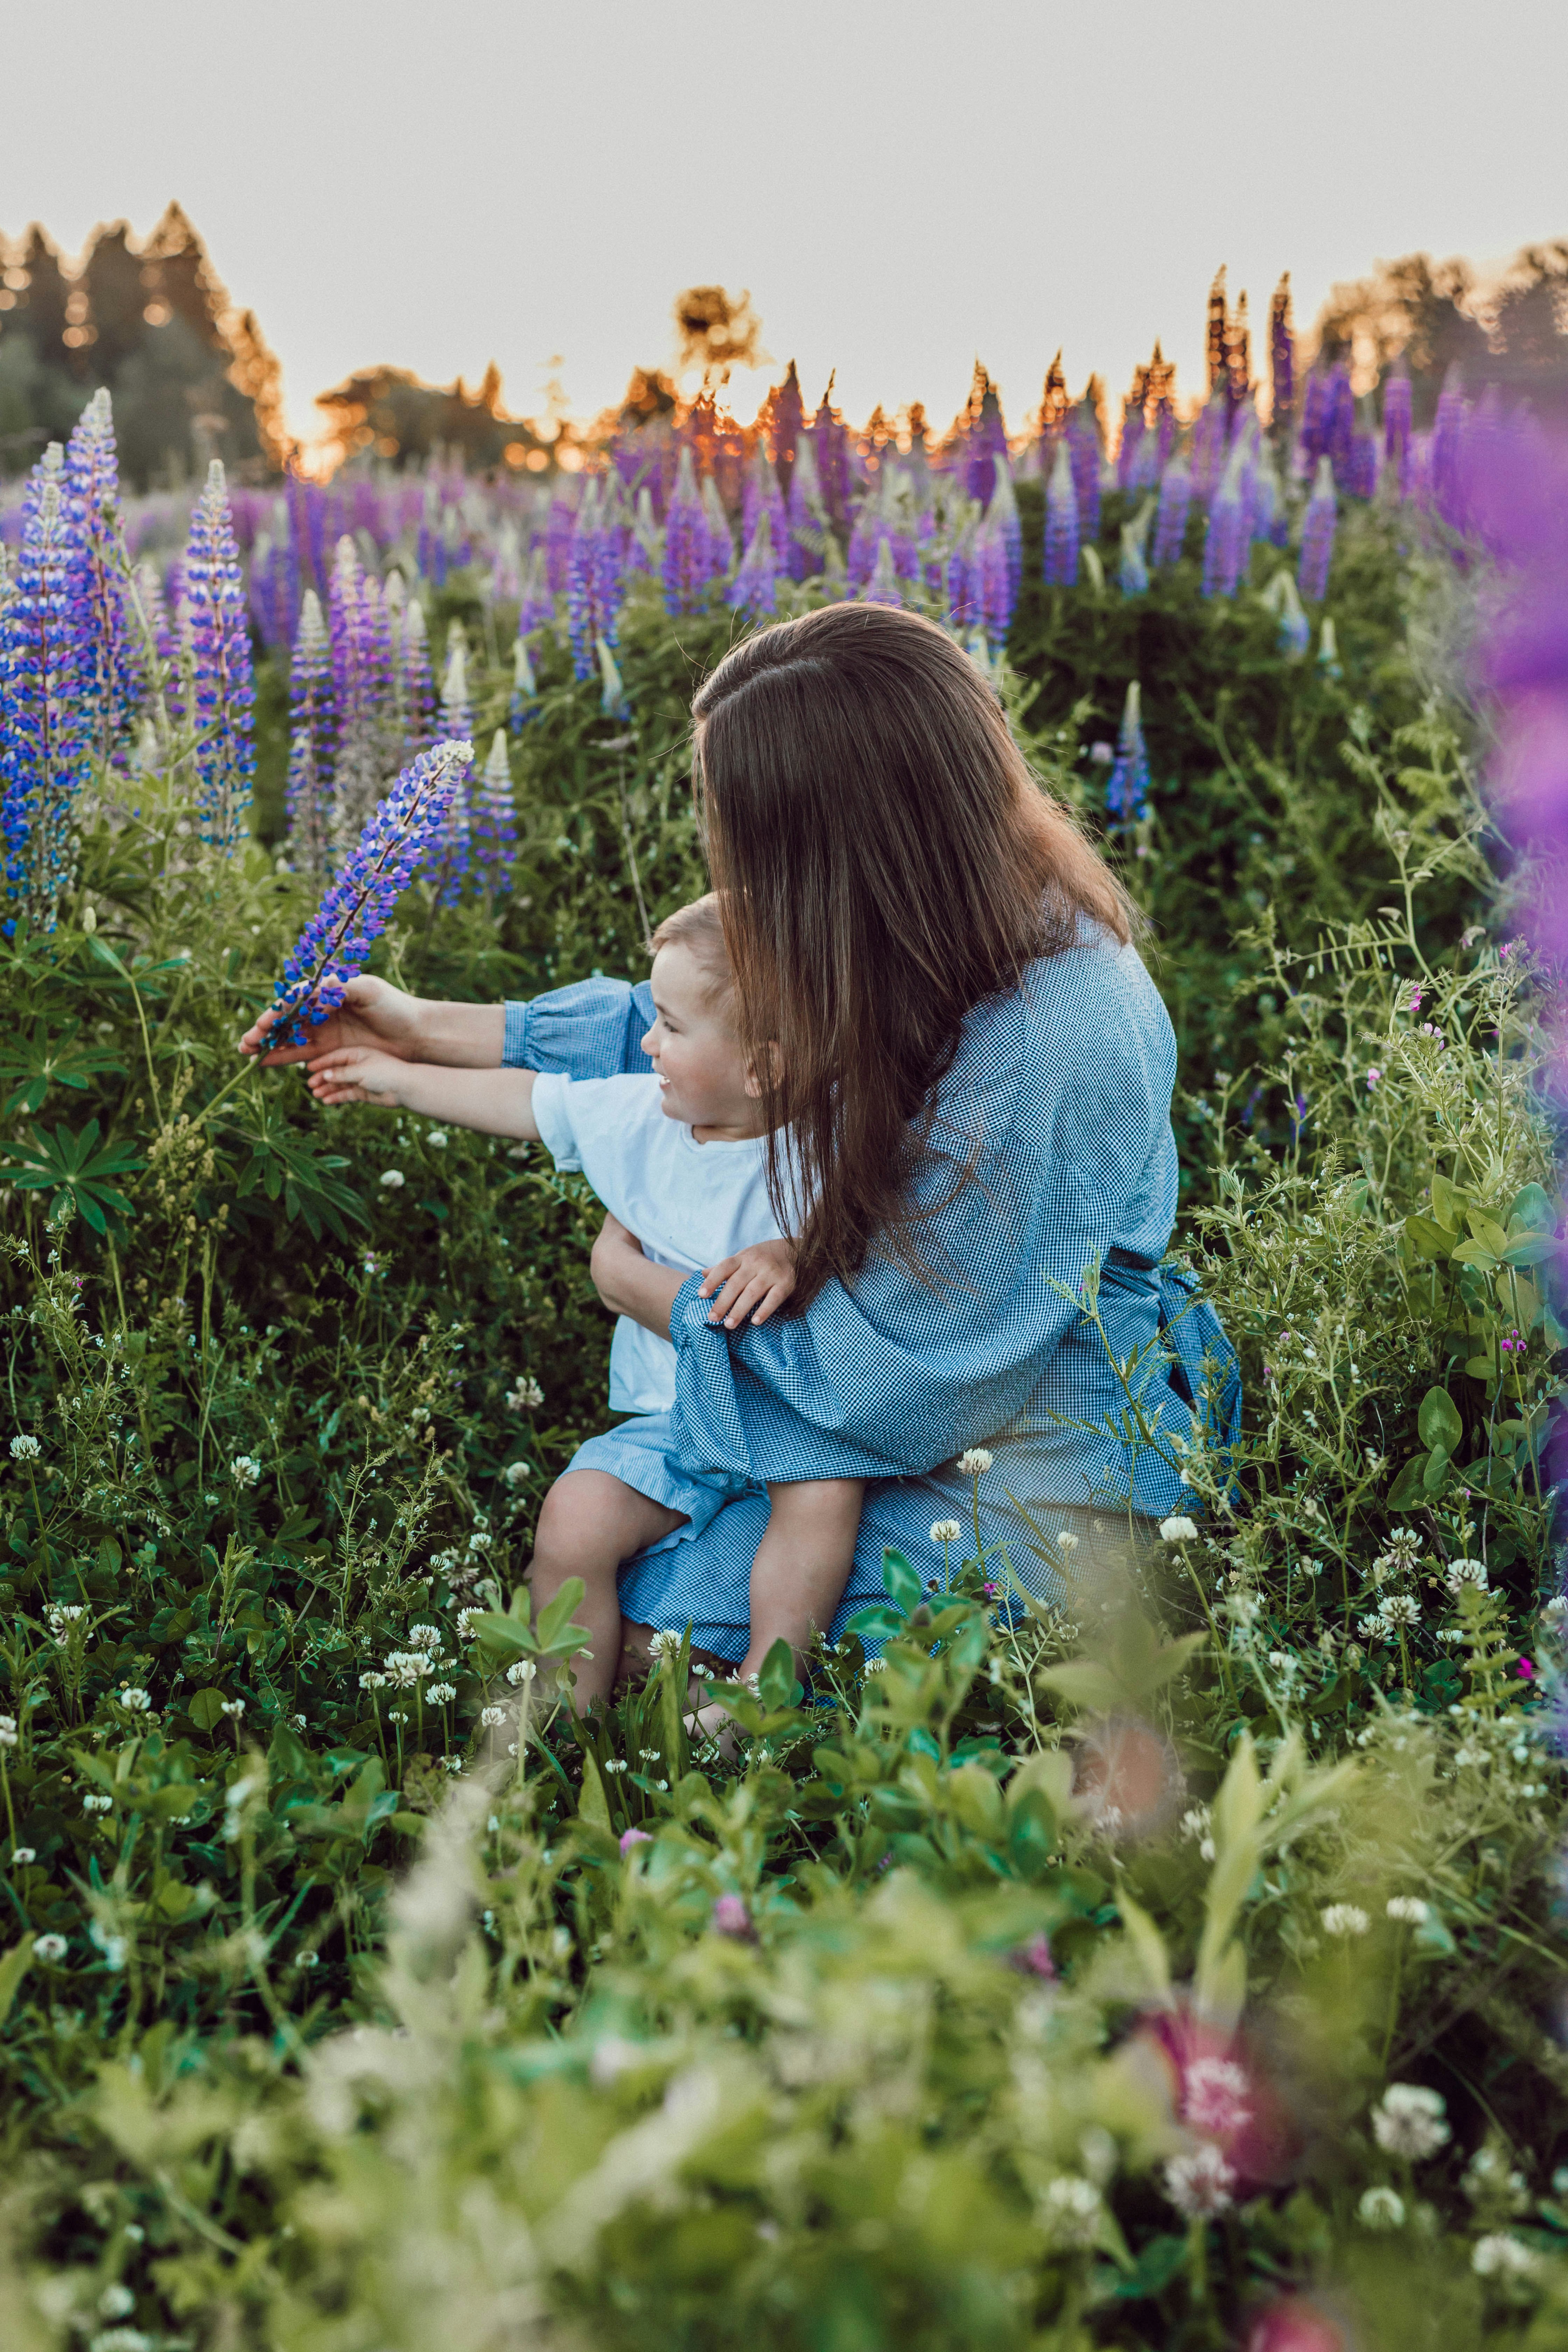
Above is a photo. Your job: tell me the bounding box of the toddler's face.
[640,944,761,1136]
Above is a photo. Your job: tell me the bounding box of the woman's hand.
[590,1212,684,1341]
[239,974,429,1067]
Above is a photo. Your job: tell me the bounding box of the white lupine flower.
[957,1448,993,1476]
[1358,2186,1406,2230]
[33,1933,68,1962]
[1162,2144,1236,2217]
[9,1434,41,1460]
[1372,2084,1450,2159]
[1472,2234,1537,2278]
[1387,1896,1429,1924]
[505,1660,538,1685]
[479,1706,506,1729]
[1159,1516,1199,1544]
[379,1169,406,1189]
[1321,1904,1370,1937]
[231,1455,262,1487]
[930,1519,962,1544]
[427,1682,458,1705]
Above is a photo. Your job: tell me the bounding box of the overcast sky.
[5,0,1566,451]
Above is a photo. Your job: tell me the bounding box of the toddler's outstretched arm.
[304,1046,541,1142]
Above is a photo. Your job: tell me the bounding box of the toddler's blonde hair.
[648,892,734,1014]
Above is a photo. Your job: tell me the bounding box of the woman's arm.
[239,975,504,1069]
[589,1213,684,1340]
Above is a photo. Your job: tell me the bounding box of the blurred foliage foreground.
[0,509,1566,2351]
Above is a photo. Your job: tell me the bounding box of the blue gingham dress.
[503,931,1239,1659]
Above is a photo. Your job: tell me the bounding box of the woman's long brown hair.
[691,602,1135,1309]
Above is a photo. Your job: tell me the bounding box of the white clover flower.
[1041,2174,1102,2242]
[638,1748,662,1762]
[380,1169,406,1189]
[456,1609,482,1639]
[10,1847,35,1865]
[1358,2185,1406,2231]
[603,1758,628,1774]
[98,2285,136,2319]
[1472,2234,1537,2278]
[47,1603,86,1631]
[406,1623,442,1651]
[646,1629,682,1658]
[426,1129,449,1149]
[83,1793,113,1813]
[427,1682,458,1705]
[505,1660,538,1686]
[930,1518,962,1545]
[0,1719,17,1751]
[1386,1896,1430,1925]
[1357,1614,1392,1642]
[440,1755,463,1772]
[467,1530,493,1553]
[1372,2084,1450,2160]
[231,1454,261,1488]
[1378,1594,1420,1627]
[384,1653,429,1686]
[957,1447,993,1476]
[862,1657,887,1674]
[1160,1515,1199,1544]
[1321,1904,1371,1937]
[219,1698,246,1719]
[90,2332,154,2352]
[9,1434,41,1461]
[479,1705,506,1729]
[1446,1557,1489,1594]
[358,1671,388,1692]
[33,1932,68,1962]
[1542,1596,1568,1623]
[505,1375,545,1412]
[387,1709,409,1725]
[503,1461,531,1488]
[1056,1529,1080,1551]
[1162,2144,1236,2217]
[117,1687,152,1713]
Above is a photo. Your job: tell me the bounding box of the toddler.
[304,894,863,1716]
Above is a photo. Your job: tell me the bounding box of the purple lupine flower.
[701,476,735,578]
[988,455,1022,608]
[1268,275,1294,427]
[945,523,979,630]
[544,496,576,594]
[1201,447,1248,599]
[1152,459,1192,569]
[1346,431,1379,501]
[1298,372,1330,469]
[509,633,539,732]
[488,520,522,606]
[1190,401,1227,504]
[269,740,472,1046]
[62,389,137,763]
[769,360,805,496]
[248,528,298,653]
[811,383,851,530]
[400,598,436,763]
[1431,367,1468,530]
[973,517,1013,642]
[1383,375,1413,492]
[1323,366,1356,482]
[964,374,1009,510]
[131,559,178,722]
[1118,501,1153,596]
[863,534,905,610]
[0,446,93,933]
[1249,444,1284,547]
[434,631,475,906]
[182,460,255,854]
[743,447,788,565]
[1068,402,1101,545]
[785,436,828,581]
[472,729,517,891]
[1298,457,1338,603]
[287,589,335,875]
[662,447,712,615]
[728,509,779,622]
[516,546,554,636]
[327,537,390,844]
[567,478,625,682]
[1106,682,1150,824]
[1043,440,1079,588]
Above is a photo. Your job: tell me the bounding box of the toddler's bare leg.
[530,1470,685,1709]
[693,1480,863,1746]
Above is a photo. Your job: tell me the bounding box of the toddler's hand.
[699,1238,796,1328]
[304,1045,413,1107]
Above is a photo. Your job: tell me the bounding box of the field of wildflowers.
[0,292,1565,2351]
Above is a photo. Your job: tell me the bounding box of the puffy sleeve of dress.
[501,977,656,1078]
[667,932,1182,1487]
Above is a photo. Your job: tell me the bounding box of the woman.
[244,604,1236,1668]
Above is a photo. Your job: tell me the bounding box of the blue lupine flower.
[567,477,626,681]
[742,449,788,568]
[63,389,137,763]
[1324,366,1356,481]
[1298,457,1338,603]
[1151,459,1192,569]
[0,445,94,933]
[1201,446,1248,599]
[945,523,979,630]
[1043,441,1079,588]
[473,729,518,890]
[988,456,1022,607]
[516,547,554,635]
[1383,374,1413,492]
[269,740,472,1045]
[181,460,255,853]
[1105,682,1150,824]
[728,510,779,622]
[1190,401,1227,504]
[1068,405,1101,546]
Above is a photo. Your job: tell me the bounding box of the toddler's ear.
[743,1040,783,1100]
